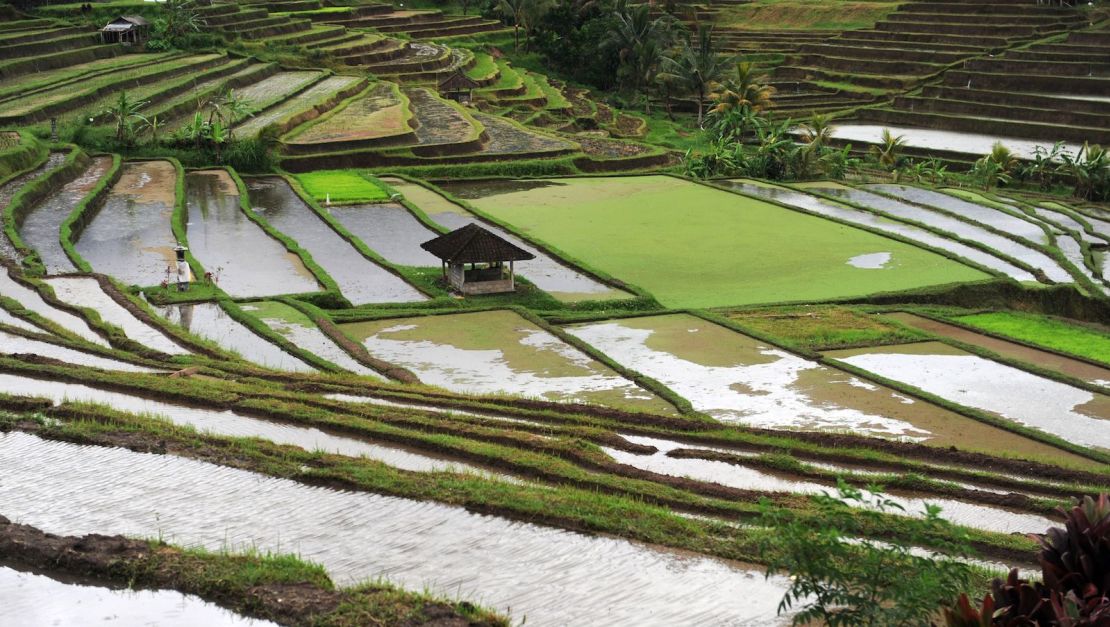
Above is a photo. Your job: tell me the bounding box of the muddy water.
[155,302,315,373]
[19,156,113,275]
[0,432,791,625]
[0,270,107,346]
[827,124,1081,160]
[718,180,1035,282]
[340,310,674,414]
[566,314,1092,462]
[382,178,629,302]
[0,373,498,475]
[244,178,425,304]
[827,342,1110,451]
[873,186,1047,245]
[610,435,1055,535]
[185,171,320,298]
[0,152,67,263]
[815,185,1064,281]
[45,277,187,355]
[244,302,383,378]
[0,565,273,627]
[328,203,441,267]
[75,161,178,287]
[0,330,156,372]
[883,313,1110,389]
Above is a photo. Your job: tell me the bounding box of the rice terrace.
[0,0,1109,623]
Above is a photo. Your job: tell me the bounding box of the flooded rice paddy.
[0,270,108,346]
[0,306,39,333]
[155,302,314,372]
[185,171,320,298]
[75,161,178,287]
[18,156,112,275]
[875,186,1047,245]
[826,342,1110,450]
[327,202,441,267]
[611,435,1055,535]
[884,313,1110,387]
[0,432,791,626]
[565,314,1089,461]
[340,310,674,413]
[243,301,383,378]
[0,373,495,474]
[827,125,1081,160]
[719,180,1036,282]
[813,184,1066,281]
[45,277,187,355]
[1030,204,1109,245]
[0,330,156,372]
[0,565,273,627]
[245,177,426,304]
[383,178,630,302]
[0,152,67,263]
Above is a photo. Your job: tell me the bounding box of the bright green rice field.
[955,311,1110,367]
[453,176,989,308]
[294,170,390,204]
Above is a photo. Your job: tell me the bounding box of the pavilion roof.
[420,223,535,264]
[438,70,480,92]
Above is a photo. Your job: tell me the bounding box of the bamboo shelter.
[421,223,534,295]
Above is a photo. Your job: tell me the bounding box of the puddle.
[813,185,1063,281]
[0,330,156,372]
[719,180,1036,282]
[340,310,674,414]
[0,564,273,627]
[155,302,314,373]
[0,431,791,626]
[607,435,1055,534]
[827,342,1110,451]
[244,177,425,304]
[0,270,107,346]
[244,301,383,378]
[0,373,496,475]
[827,125,1081,160]
[847,252,892,269]
[884,313,1110,388]
[75,161,178,288]
[0,152,68,263]
[328,203,442,267]
[185,171,320,298]
[382,178,629,302]
[565,314,1090,461]
[19,156,113,275]
[45,277,187,355]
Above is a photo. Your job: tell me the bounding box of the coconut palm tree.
[657,25,727,127]
[869,128,905,173]
[798,113,833,148]
[708,60,775,116]
[500,0,527,49]
[603,0,680,95]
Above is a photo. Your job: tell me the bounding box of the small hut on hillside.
[437,70,480,104]
[421,223,534,295]
[100,16,150,45]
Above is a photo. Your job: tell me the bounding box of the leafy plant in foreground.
[757,481,974,626]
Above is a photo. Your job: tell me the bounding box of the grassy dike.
[0,516,507,626]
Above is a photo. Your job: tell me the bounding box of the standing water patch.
[75,161,178,288]
[327,202,442,267]
[0,270,107,346]
[340,310,674,414]
[156,302,314,372]
[0,152,67,263]
[826,342,1110,451]
[244,177,425,304]
[19,156,113,275]
[0,330,156,372]
[0,432,790,626]
[244,301,383,378]
[185,171,320,298]
[45,277,186,355]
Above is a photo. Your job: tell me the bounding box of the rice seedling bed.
[951,311,1110,368]
[446,176,988,308]
[292,170,389,204]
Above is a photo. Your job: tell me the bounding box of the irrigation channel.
[244,177,426,304]
[0,432,793,626]
[0,564,273,626]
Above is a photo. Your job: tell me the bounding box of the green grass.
[727,305,925,350]
[293,170,390,204]
[454,176,989,308]
[954,311,1110,367]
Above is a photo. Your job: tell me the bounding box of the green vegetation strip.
[292,169,390,204]
[953,310,1110,368]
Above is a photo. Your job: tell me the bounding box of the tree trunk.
[696,85,705,128]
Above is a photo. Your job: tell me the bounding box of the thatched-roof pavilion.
[437,70,480,104]
[421,223,534,295]
[100,16,150,45]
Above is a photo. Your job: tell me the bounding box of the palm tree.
[869,128,905,172]
[972,142,1019,190]
[162,0,206,40]
[103,91,149,146]
[708,60,775,116]
[603,0,680,95]
[658,25,727,127]
[500,0,526,49]
[798,113,833,148]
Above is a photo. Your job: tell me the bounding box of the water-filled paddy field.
[0,432,792,626]
[45,276,186,355]
[442,176,989,307]
[340,310,675,413]
[18,155,112,275]
[243,301,383,377]
[156,301,315,372]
